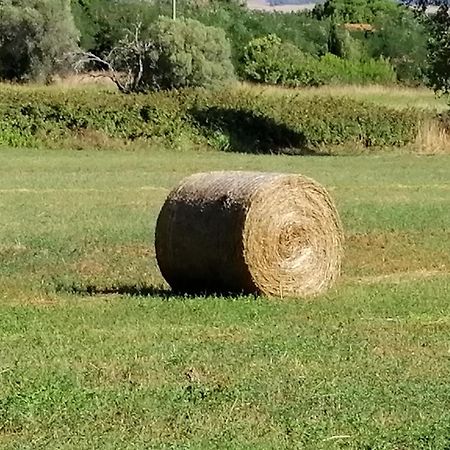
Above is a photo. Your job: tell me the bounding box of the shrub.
[327,23,365,60]
[146,17,235,90]
[365,11,428,83]
[317,53,396,84]
[72,0,331,66]
[242,35,396,87]
[0,0,79,81]
[241,35,323,87]
[0,88,193,148]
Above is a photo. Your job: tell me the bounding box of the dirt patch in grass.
[343,232,450,279]
[73,244,154,277]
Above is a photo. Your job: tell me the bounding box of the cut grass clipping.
[155,171,343,297]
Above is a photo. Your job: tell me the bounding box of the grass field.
[241,84,449,112]
[1,147,450,449]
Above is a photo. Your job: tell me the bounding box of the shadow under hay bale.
[54,282,257,300]
[155,171,344,298]
[190,107,321,155]
[54,282,172,298]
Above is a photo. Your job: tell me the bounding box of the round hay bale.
[155,171,343,297]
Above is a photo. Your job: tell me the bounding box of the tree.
[72,17,235,92]
[328,22,364,59]
[427,5,450,92]
[0,0,79,81]
[314,0,402,23]
[70,0,159,55]
[148,17,235,90]
[367,11,428,83]
[70,0,245,55]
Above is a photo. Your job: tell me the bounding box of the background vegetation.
[0,0,448,89]
[0,0,78,81]
[66,0,446,89]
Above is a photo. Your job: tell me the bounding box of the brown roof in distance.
[343,23,376,32]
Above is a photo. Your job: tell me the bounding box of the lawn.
[0,147,449,449]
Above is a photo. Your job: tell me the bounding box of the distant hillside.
[246,0,438,13]
[246,0,319,11]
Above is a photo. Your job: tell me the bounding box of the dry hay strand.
[415,120,450,155]
[155,171,343,298]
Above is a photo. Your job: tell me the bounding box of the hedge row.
[0,86,427,153]
[194,89,423,152]
[0,89,192,148]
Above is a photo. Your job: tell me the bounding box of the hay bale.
[155,171,343,297]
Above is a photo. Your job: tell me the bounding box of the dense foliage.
[0,86,426,152]
[365,11,429,83]
[313,0,401,23]
[242,34,396,86]
[71,0,160,55]
[77,16,235,92]
[0,0,443,89]
[67,0,437,87]
[146,17,235,90]
[191,6,331,63]
[427,5,450,93]
[0,0,79,81]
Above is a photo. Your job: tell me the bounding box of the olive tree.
[0,0,79,81]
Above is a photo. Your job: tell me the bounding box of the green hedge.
[0,89,193,148]
[0,86,426,153]
[192,89,423,152]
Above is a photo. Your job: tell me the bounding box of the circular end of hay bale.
[242,175,342,297]
[155,171,343,298]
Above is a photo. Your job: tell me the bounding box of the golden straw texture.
[155,171,343,297]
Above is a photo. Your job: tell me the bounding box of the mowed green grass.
[0,147,450,449]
